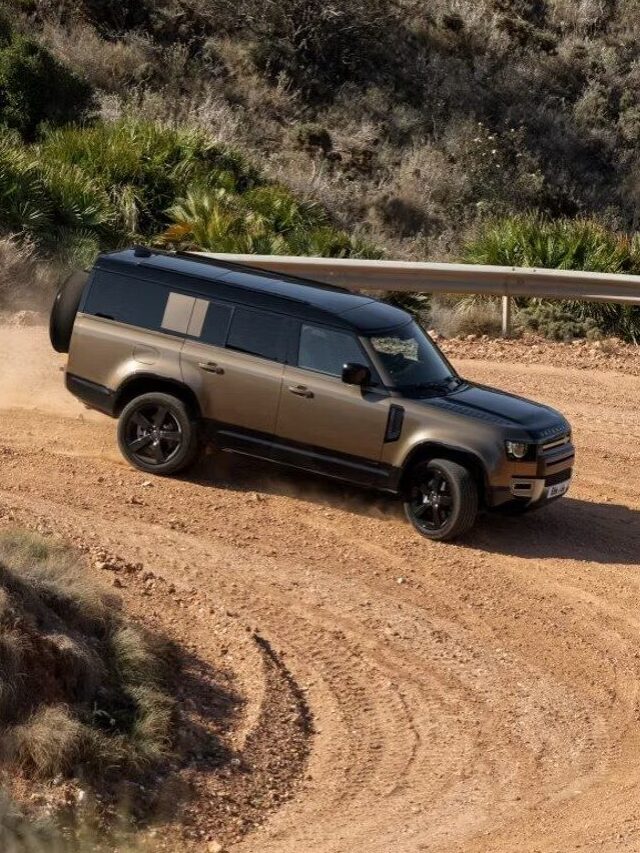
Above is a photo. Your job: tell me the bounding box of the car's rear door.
[180,300,292,455]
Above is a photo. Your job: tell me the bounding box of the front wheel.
[117,393,199,475]
[403,458,478,541]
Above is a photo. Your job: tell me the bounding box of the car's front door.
[273,322,393,487]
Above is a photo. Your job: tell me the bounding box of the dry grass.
[429,297,504,338]
[41,22,153,94]
[0,530,241,851]
[98,89,243,147]
[0,530,176,782]
[0,788,143,852]
[9,706,86,779]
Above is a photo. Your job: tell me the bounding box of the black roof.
[94,249,411,333]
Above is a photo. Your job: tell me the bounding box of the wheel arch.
[114,374,202,419]
[398,442,490,506]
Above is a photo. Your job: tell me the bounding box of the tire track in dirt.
[0,326,639,852]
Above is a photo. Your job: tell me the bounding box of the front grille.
[542,432,571,452]
[546,469,572,487]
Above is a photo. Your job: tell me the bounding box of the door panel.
[180,340,284,449]
[274,364,391,482]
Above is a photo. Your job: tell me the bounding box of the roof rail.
[180,250,352,294]
[126,246,347,293]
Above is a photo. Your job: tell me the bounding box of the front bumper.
[487,435,575,509]
[509,470,572,506]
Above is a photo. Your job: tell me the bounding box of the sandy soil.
[0,325,639,852]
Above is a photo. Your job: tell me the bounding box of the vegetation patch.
[0,530,175,781]
[0,0,639,341]
[0,529,196,850]
[0,10,93,140]
[0,118,379,270]
[463,214,640,341]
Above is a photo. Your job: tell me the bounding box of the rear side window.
[199,301,234,346]
[84,271,168,330]
[226,307,288,362]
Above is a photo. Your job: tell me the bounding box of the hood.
[417,382,569,439]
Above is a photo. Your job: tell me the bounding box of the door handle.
[288,385,314,399]
[198,361,224,375]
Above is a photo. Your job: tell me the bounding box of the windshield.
[367,322,459,394]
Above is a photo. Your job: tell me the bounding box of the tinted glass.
[226,308,288,362]
[298,324,365,377]
[368,321,454,391]
[200,301,234,346]
[85,271,168,330]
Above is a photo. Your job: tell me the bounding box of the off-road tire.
[404,458,478,541]
[49,270,89,353]
[117,393,200,476]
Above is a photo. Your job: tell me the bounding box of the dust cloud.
[0,321,84,416]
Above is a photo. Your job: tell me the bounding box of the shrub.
[0,36,94,140]
[38,120,261,233]
[161,186,382,258]
[34,0,235,47]
[83,0,154,32]
[445,123,548,219]
[0,6,12,48]
[384,291,430,319]
[429,296,503,338]
[518,299,601,341]
[0,115,386,273]
[0,119,268,267]
[251,0,394,100]
[242,184,327,234]
[295,123,333,156]
[464,214,640,341]
[465,213,640,273]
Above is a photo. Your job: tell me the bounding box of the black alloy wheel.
[404,458,478,541]
[117,392,199,475]
[408,469,454,532]
[124,404,183,467]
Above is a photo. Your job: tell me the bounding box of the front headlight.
[505,440,529,460]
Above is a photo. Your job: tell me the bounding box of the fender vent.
[385,405,405,443]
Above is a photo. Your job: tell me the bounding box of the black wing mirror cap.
[342,362,371,387]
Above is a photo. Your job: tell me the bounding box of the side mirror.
[342,362,371,387]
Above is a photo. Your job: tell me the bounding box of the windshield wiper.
[447,376,465,389]
[400,376,463,394]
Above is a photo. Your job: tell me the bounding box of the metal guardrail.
[199,253,640,336]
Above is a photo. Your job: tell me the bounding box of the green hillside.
[0,0,638,339]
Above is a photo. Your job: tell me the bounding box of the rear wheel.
[117,393,199,475]
[404,458,478,541]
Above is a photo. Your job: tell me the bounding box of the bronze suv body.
[56,248,575,541]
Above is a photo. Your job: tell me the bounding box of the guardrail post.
[501,295,512,338]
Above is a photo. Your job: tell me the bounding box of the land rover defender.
[50,248,575,541]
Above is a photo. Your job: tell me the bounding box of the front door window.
[298,324,368,377]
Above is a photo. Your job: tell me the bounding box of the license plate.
[546,479,571,499]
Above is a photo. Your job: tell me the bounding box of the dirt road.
[1,325,639,852]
